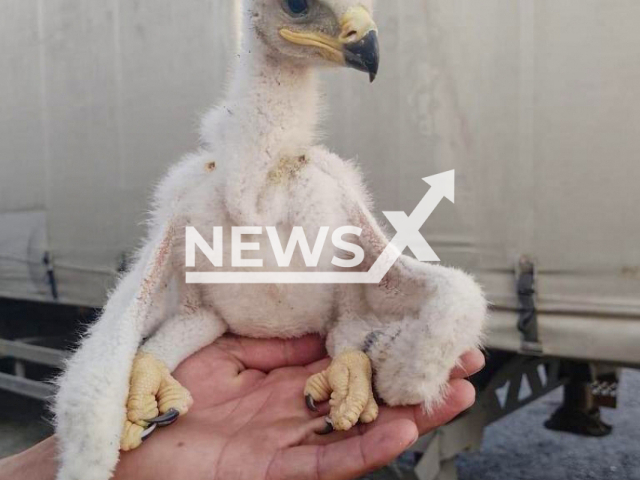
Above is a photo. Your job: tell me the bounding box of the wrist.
[0,437,58,480]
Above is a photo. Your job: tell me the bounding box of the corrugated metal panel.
[1,0,237,306]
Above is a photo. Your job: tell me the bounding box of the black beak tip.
[344,30,380,83]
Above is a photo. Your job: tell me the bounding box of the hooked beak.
[343,30,379,82]
[279,6,380,82]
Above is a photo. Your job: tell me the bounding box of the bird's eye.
[285,0,310,17]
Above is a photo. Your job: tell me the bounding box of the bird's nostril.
[341,30,358,42]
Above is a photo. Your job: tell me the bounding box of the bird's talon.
[121,353,193,451]
[316,418,334,435]
[146,408,180,427]
[305,394,318,412]
[141,423,157,441]
[304,350,379,432]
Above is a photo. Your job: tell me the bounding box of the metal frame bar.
[480,355,568,424]
[0,371,55,400]
[0,338,67,367]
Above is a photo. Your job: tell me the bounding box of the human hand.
[115,335,484,480]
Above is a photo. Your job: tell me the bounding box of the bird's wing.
[54,221,178,480]
[316,148,486,409]
[309,146,392,268]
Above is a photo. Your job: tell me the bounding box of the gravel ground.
[1,371,639,479]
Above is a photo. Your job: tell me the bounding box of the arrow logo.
[186,170,455,284]
[365,170,455,283]
[383,170,455,262]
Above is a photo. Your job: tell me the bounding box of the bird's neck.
[235,53,319,143]
[204,46,321,159]
[201,43,321,224]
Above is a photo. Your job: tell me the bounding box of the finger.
[372,379,476,436]
[409,379,477,434]
[307,379,476,445]
[269,419,419,480]
[305,351,481,426]
[450,348,485,379]
[215,334,327,371]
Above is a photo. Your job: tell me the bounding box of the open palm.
[115,335,484,480]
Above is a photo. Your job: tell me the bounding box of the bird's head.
[248,0,380,82]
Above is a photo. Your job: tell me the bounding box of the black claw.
[316,418,334,435]
[305,394,318,412]
[141,423,157,441]
[145,408,180,427]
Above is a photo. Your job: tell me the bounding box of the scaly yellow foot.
[304,350,378,431]
[120,352,193,451]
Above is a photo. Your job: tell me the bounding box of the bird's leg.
[120,306,226,451]
[120,352,193,451]
[305,350,378,432]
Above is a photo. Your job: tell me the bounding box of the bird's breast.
[204,283,335,338]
